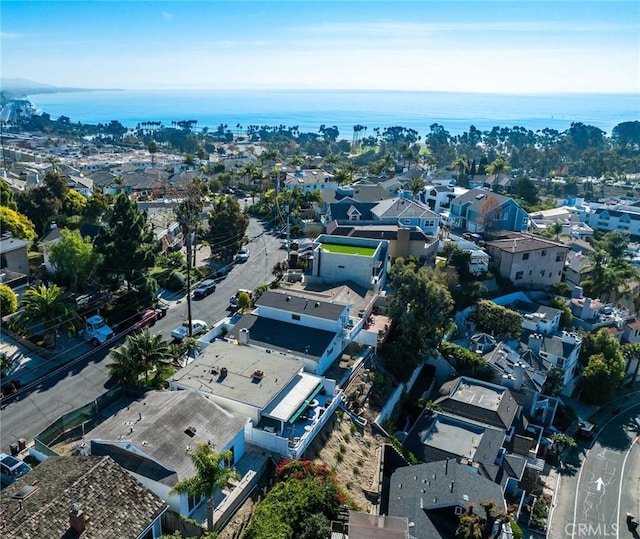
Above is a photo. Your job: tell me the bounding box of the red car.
[131,309,158,332]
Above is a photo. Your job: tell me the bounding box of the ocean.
[27,89,639,138]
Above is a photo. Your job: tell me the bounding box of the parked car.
[171,320,208,342]
[235,246,249,263]
[131,309,158,332]
[577,420,597,439]
[193,279,217,299]
[0,453,31,487]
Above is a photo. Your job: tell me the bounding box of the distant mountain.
[1,78,57,90]
[0,78,114,98]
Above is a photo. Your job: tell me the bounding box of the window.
[556,253,564,262]
[292,314,301,321]
[541,250,547,257]
[540,270,545,277]
[522,253,530,260]
[515,271,524,280]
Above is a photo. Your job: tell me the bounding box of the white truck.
[82,315,114,346]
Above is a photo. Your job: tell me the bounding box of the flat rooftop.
[171,340,304,410]
[422,416,485,458]
[450,380,504,411]
[320,242,376,256]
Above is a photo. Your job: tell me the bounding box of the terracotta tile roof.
[0,456,167,539]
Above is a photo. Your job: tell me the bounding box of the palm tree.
[450,156,470,187]
[549,220,564,241]
[148,140,158,167]
[485,155,511,184]
[109,329,172,386]
[14,284,70,347]
[170,443,239,533]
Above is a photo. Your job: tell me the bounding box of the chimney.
[512,362,524,390]
[238,328,250,345]
[528,333,542,355]
[69,503,87,534]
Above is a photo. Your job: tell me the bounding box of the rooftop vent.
[185,426,197,437]
[252,370,264,380]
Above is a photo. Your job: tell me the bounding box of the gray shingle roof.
[388,460,505,539]
[0,456,167,539]
[256,289,346,321]
[229,314,337,362]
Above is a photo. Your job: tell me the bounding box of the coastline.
[20,89,640,137]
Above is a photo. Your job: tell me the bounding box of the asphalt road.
[0,217,288,453]
[551,401,640,539]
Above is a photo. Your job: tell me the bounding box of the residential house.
[422,184,465,214]
[0,232,31,288]
[309,235,389,291]
[434,377,520,432]
[486,343,561,424]
[449,189,529,233]
[524,331,582,394]
[169,340,343,460]
[623,318,640,344]
[283,169,338,195]
[485,232,568,288]
[327,196,440,236]
[501,299,561,335]
[66,174,94,197]
[573,201,640,237]
[569,286,632,332]
[0,456,167,539]
[227,288,356,375]
[402,409,529,497]
[327,223,438,265]
[386,460,507,539]
[85,390,246,518]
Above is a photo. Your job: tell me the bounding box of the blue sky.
[2,1,639,93]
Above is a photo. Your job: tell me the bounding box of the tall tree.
[47,229,100,290]
[94,193,159,290]
[386,259,453,375]
[170,443,239,533]
[175,180,207,337]
[207,195,249,261]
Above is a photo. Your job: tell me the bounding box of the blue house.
[449,189,528,233]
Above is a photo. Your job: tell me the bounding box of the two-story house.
[525,331,582,394]
[228,289,356,375]
[449,189,529,233]
[283,169,338,195]
[308,235,389,292]
[485,233,568,288]
[169,340,343,460]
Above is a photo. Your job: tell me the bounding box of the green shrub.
[0,284,18,315]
